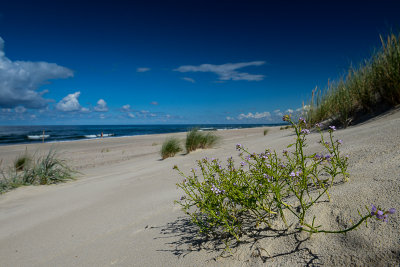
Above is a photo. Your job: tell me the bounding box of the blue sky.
[0,0,400,125]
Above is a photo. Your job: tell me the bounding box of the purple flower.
[315,122,322,128]
[299,117,306,124]
[240,161,246,167]
[301,129,310,135]
[337,139,343,144]
[211,184,223,195]
[263,174,273,182]
[377,210,384,220]
[324,154,332,162]
[329,126,336,131]
[279,163,286,168]
[371,204,377,214]
[236,144,242,150]
[289,172,296,177]
[245,155,251,161]
[389,208,396,214]
[314,153,322,161]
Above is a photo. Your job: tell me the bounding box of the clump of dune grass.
[306,32,400,127]
[263,129,269,136]
[14,149,31,171]
[161,137,182,159]
[185,128,220,153]
[0,150,75,193]
[22,150,75,185]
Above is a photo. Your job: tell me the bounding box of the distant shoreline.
[0,123,286,147]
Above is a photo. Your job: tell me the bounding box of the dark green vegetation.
[185,128,220,153]
[161,137,183,159]
[263,129,269,136]
[1,150,75,193]
[306,32,400,127]
[14,150,31,171]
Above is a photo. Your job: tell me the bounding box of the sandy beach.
[0,109,399,266]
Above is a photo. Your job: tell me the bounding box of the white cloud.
[286,109,294,114]
[226,116,234,120]
[0,36,73,109]
[150,101,159,105]
[174,61,265,81]
[121,104,131,112]
[56,91,85,112]
[128,113,135,118]
[94,99,109,112]
[137,67,150,72]
[182,77,195,83]
[238,111,271,120]
[273,109,283,116]
[15,106,26,113]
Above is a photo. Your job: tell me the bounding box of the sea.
[0,124,284,146]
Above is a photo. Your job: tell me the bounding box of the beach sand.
[0,109,399,266]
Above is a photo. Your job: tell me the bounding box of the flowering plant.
[174,115,395,244]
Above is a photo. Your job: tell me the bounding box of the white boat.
[27,135,50,140]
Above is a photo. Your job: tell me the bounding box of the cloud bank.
[0,37,73,109]
[238,111,271,120]
[174,61,265,81]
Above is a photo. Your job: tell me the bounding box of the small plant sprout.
[174,115,395,246]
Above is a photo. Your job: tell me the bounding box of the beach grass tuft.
[1,149,75,193]
[14,149,32,171]
[306,32,400,127]
[161,137,182,159]
[185,128,220,153]
[263,129,269,136]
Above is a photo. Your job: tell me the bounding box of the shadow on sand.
[155,216,321,266]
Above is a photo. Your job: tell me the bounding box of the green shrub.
[161,137,182,159]
[185,128,219,153]
[263,129,269,136]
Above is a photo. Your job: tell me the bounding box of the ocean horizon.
[0,123,285,146]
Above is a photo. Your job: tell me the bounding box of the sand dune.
[0,109,399,266]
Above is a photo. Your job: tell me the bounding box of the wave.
[84,135,97,138]
[27,135,50,140]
